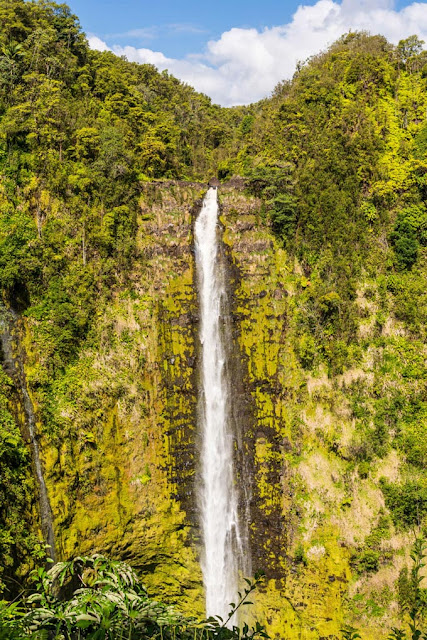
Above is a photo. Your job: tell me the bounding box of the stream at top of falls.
[195,187,244,623]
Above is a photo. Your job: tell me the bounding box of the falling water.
[195,187,242,622]
[0,304,55,559]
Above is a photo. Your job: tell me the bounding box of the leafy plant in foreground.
[393,538,427,640]
[202,572,268,639]
[0,555,269,639]
[341,625,361,640]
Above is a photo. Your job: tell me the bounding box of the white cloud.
[88,35,110,52]
[88,0,427,106]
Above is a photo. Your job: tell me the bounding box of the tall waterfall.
[195,187,242,622]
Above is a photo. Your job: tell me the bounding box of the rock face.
[12,181,420,640]
[219,190,349,638]
[208,177,220,188]
[22,182,206,616]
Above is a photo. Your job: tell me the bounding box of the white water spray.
[195,187,241,621]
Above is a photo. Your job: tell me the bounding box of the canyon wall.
[5,182,422,639]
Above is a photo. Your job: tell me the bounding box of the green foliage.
[392,538,427,640]
[390,219,419,270]
[0,367,40,595]
[240,30,427,376]
[0,555,269,640]
[354,549,380,574]
[0,0,249,377]
[394,393,427,467]
[293,544,307,566]
[245,163,297,239]
[295,332,317,369]
[350,515,391,575]
[0,208,38,291]
[341,624,361,640]
[1,5,427,635]
[380,479,427,529]
[268,193,298,237]
[357,461,370,479]
[397,36,426,73]
[345,539,427,640]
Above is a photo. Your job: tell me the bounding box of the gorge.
[0,2,427,639]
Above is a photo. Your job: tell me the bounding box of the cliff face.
[15,183,204,614]
[218,189,424,639]
[10,181,423,639]
[220,189,349,638]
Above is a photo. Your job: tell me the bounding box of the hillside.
[0,3,427,639]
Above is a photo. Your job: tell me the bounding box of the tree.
[397,36,425,73]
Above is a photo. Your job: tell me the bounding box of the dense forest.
[1,1,427,639]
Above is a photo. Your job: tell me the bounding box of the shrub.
[0,555,269,640]
[380,479,427,528]
[390,219,419,269]
[358,461,370,479]
[268,193,298,238]
[358,550,380,573]
[294,544,307,566]
[296,333,317,369]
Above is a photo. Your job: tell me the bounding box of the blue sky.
[68,0,321,57]
[68,0,427,105]
[68,0,413,57]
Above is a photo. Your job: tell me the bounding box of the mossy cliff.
[16,183,205,615]
[0,306,41,594]
[218,187,425,639]
[2,177,425,638]
[3,178,423,637]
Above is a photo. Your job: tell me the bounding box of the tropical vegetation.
[1,0,427,638]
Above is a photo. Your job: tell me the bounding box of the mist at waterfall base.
[195,188,244,623]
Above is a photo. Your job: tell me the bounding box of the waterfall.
[0,304,55,560]
[195,187,242,622]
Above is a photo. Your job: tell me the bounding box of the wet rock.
[208,176,220,188]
